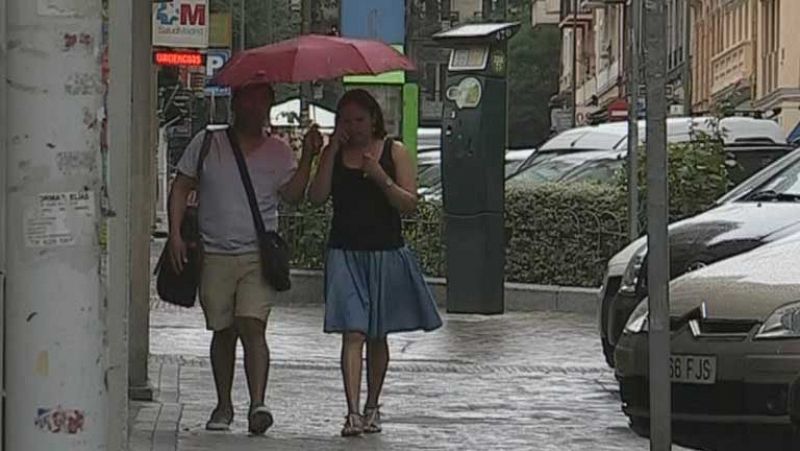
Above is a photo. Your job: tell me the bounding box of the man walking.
[168,83,322,435]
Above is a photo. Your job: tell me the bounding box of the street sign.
[153,50,205,67]
[204,49,231,96]
[152,0,209,48]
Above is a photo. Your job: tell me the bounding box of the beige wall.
[692,0,754,110]
[559,4,623,105]
[754,0,800,135]
[532,0,560,27]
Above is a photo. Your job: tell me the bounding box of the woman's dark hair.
[336,89,387,139]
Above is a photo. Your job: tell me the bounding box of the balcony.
[532,0,561,28]
[710,41,752,96]
[760,51,779,97]
[596,60,621,95]
[560,0,592,28]
[580,0,625,10]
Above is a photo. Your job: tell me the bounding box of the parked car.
[508,116,792,189]
[417,148,536,199]
[506,149,626,189]
[615,232,800,449]
[600,145,800,367]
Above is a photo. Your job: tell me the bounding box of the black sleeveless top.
[328,139,404,250]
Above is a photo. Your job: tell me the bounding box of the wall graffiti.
[34,407,85,434]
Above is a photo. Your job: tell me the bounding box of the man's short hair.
[231,83,274,104]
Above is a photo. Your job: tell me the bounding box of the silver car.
[614,232,800,448]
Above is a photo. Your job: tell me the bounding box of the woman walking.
[308,89,443,436]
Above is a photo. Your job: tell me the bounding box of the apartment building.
[691,0,755,113]
[554,0,692,126]
[753,0,800,137]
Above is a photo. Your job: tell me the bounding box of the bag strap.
[195,129,215,180]
[226,128,268,238]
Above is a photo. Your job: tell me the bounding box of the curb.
[283,269,599,316]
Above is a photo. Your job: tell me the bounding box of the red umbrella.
[212,34,415,88]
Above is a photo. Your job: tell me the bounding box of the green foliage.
[507,17,561,147]
[617,129,730,229]
[505,183,628,286]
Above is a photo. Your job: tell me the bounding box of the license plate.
[669,354,717,384]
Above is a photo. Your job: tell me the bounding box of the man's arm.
[167,174,197,273]
[279,152,314,205]
[280,126,323,205]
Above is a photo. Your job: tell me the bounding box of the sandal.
[363,405,382,434]
[248,404,274,436]
[205,406,233,432]
[341,412,364,437]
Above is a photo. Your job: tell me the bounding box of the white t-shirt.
[177,128,297,254]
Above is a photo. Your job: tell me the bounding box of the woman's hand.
[362,152,388,183]
[328,128,350,154]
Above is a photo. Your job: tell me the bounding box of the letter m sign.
[180,3,206,26]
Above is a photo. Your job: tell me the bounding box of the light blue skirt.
[323,247,443,339]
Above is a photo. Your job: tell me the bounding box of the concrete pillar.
[5,0,109,449]
[0,0,7,447]
[107,0,134,448]
[128,0,156,401]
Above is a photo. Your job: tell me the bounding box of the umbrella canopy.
[212,34,415,88]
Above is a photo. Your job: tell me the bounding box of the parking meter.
[433,23,519,314]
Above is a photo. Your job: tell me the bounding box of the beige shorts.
[200,252,273,331]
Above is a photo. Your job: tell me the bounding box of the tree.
[478,0,562,147]
[507,22,561,147]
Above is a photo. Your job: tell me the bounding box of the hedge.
[280,138,729,288]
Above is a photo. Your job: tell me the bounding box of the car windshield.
[418,164,442,189]
[505,160,525,178]
[721,147,800,204]
[560,158,625,184]
[510,151,615,186]
[741,156,800,202]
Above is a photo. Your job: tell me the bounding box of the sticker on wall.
[34,407,85,434]
[446,77,483,109]
[25,191,96,248]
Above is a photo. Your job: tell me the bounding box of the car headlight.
[624,300,649,334]
[756,302,800,339]
[620,245,647,294]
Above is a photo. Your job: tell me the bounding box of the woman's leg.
[366,337,389,408]
[341,332,367,414]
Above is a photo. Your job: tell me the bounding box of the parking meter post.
[626,0,641,241]
[433,23,520,315]
[644,0,672,449]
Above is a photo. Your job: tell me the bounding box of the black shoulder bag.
[226,129,292,292]
[154,130,215,307]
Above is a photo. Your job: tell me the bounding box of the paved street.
[128,295,681,450]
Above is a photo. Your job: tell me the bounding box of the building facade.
[554,0,626,127]
[753,0,800,136]
[691,0,755,113]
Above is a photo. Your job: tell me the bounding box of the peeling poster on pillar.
[34,407,85,434]
[25,192,95,248]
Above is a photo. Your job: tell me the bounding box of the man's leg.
[209,327,237,421]
[234,254,276,435]
[199,254,239,430]
[235,317,270,406]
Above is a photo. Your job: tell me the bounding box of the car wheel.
[601,335,615,367]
